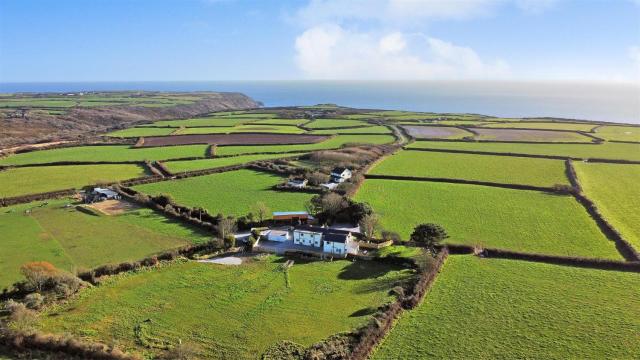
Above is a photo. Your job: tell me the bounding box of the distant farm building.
[85,187,120,203]
[330,168,352,183]
[287,178,308,188]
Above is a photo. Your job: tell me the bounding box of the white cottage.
[330,167,352,183]
[293,225,359,257]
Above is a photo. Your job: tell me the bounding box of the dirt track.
[136,133,330,147]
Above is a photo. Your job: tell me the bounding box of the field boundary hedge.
[403,147,640,165]
[348,249,449,360]
[411,137,597,145]
[0,189,77,207]
[564,160,640,261]
[0,329,140,360]
[363,174,562,193]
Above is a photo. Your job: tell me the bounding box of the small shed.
[267,230,290,242]
[287,178,308,189]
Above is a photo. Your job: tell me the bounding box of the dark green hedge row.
[363,174,561,193]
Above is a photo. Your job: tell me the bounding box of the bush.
[4,299,37,331]
[381,231,401,242]
[262,340,305,360]
[410,223,449,250]
[224,235,236,250]
[24,293,44,310]
[307,171,330,186]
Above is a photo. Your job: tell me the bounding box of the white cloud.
[515,0,559,13]
[294,25,510,79]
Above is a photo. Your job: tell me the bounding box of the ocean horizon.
[2,80,639,124]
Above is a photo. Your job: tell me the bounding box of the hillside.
[0,91,260,149]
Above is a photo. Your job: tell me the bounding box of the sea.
[1,81,639,124]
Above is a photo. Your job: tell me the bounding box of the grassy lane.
[574,162,640,251]
[0,164,148,197]
[354,179,619,259]
[38,257,411,359]
[373,256,640,359]
[369,150,569,187]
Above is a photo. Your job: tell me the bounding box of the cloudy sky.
[1,0,639,82]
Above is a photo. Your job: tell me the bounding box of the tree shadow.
[337,260,403,280]
[349,306,377,317]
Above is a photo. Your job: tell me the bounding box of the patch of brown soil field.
[402,125,471,139]
[473,128,591,142]
[88,199,139,215]
[137,133,331,147]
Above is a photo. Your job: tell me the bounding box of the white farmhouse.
[293,225,359,257]
[330,167,352,183]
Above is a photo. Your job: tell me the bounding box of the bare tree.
[321,193,346,217]
[252,202,270,225]
[358,214,380,240]
[216,217,237,239]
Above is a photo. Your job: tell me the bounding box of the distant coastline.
[1,80,639,124]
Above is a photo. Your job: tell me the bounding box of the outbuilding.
[272,211,312,224]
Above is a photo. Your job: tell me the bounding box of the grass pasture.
[0,145,209,165]
[594,125,640,142]
[215,134,395,156]
[402,126,472,139]
[252,118,310,125]
[481,121,597,132]
[574,162,640,251]
[354,179,619,258]
[141,117,253,128]
[105,127,177,138]
[133,169,314,217]
[177,124,306,135]
[472,128,592,142]
[310,125,392,134]
[163,153,305,173]
[305,119,370,129]
[0,164,148,198]
[406,141,640,161]
[373,256,640,359]
[369,150,569,187]
[37,257,410,359]
[0,200,211,289]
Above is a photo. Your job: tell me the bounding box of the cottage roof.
[295,225,352,237]
[273,211,309,217]
[323,232,350,243]
[331,167,348,174]
[93,187,118,197]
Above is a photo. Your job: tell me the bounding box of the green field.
[0,145,209,165]
[406,141,640,161]
[176,124,306,135]
[141,117,253,128]
[473,128,592,142]
[252,118,310,125]
[305,119,370,129]
[373,256,640,359]
[481,122,597,131]
[369,150,569,187]
[105,127,177,138]
[574,162,640,251]
[594,125,640,142]
[402,125,473,139]
[354,179,619,258]
[0,200,211,289]
[133,169,314,217]
[163,153,305,173]
[37,257,410,359]
[215,134,396,156]
[0,164,148,197]
[310,125,392,134]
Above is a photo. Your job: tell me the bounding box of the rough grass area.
[37,257,411,359]
[215,134,395,156]
[472,128,592,142]
[369,150,569,187]
[0,164,148,197]
[373,256,640,359]
[481,122,597,131]
[594,125,640,142]
[164,153,305,173]
[407,141,640,161]
[0,145,209,165]
[354,179,619,258]
[133,169,314,217]
[574,162,640,251]
[0,200,211,289]
[177,125,306,135]
[105,127,176,138]
[310,125,392,134]
[141,117,253,127]
[305,119,370,129]
[402,126,472,139]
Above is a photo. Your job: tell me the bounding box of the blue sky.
[1,0,639,82]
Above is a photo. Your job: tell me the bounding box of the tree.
[410,223,448,250]
[20,262,59,292]
[358,214,380,240]
[216,217,237,240]
[252,202,270,225]
[321,193,346,217]
[307,171,330,186]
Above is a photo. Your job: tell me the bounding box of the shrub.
[410,223,449,250]
[24,293,44,310]
[381,231,401,242]
[262,340,305,360]
[224,235,236,250]
[246,235,257,251]
[4,299,37,331]
[307,171,330,186]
